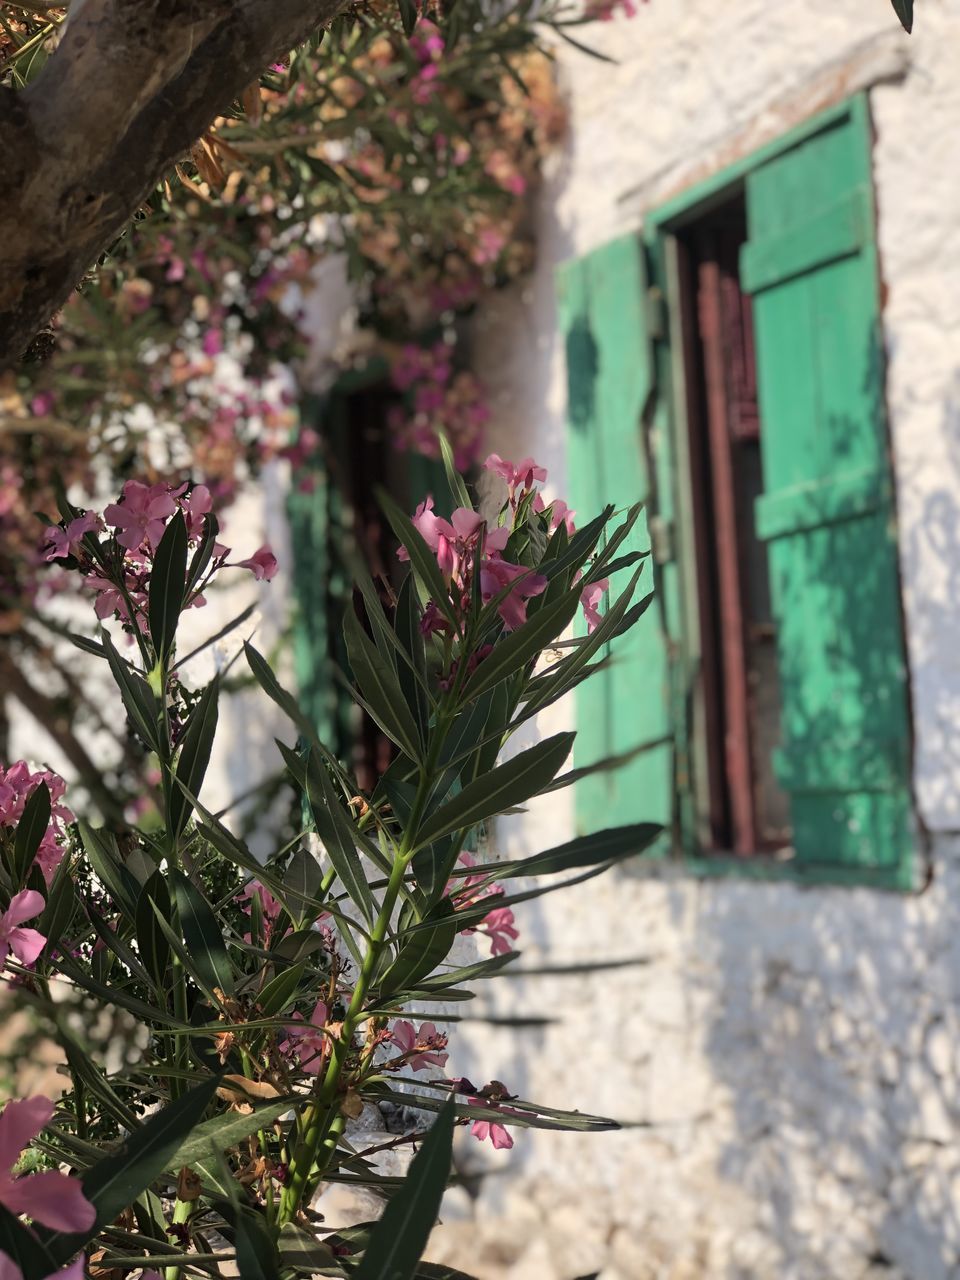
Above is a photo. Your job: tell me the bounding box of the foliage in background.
[0,0,631,797]
[0,452,658,1278]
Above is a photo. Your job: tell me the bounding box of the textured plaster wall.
[434,3,960,1277]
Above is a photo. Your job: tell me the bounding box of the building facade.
[427,3,960,1278]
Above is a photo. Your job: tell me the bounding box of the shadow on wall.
[695,863,960,1279]
[897,371,960,829]
[685,358,960,1275]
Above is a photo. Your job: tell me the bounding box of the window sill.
[624,833,916,892]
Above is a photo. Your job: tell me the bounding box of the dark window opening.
[676,195,792,855]
[317,379,452,793]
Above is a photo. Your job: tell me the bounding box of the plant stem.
[277,847,410,1223]
[163,1197,192,1280]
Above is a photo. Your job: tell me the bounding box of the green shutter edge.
[620,89,919,892]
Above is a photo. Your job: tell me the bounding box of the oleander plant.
[0,447,659,1280]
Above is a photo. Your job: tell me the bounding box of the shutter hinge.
[649,515,674,565]
[646,285,667,341]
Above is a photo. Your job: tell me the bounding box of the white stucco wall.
[431,4,960,1278]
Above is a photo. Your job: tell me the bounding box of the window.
[288,371,450,790]
[675,194,791,856]
[558,94,915,887]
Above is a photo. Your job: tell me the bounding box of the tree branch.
[0,0,347,363]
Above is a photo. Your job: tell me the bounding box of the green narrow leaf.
[0,1202,61,1280]
[43,1077,221,1265]
[379,900,458,997]
[891,0,913,31]
[282,847,324,925]
[57,1025,141,1133]
[101,630,164,757]
[257,961,307,1017]
[13,781,50,883]
[344,605,423,762]
[396,574,429,743]
[78,821,140,921]
[489,823,662,882]
[398,0,418,36]
[183,511,220,599]
[377,489,457,627]
[38,855,76,945]
[352,1101,455,1280]
[437,433,472,511]
[219,1204,280,1280]
[169,677,219,837]
[244,641,324,752]
[278,742,376,927]
[459,586,581,704]
[168,1096,297,1172]
[414,733,574,849]
[135,869,172,990]
[412,951,519,990]
[540,505,612,585]
[149,511,189,660]
[278,1222,345,1277]
[521,569,646,719]
[85,899,154,989]
[170,867,235,997]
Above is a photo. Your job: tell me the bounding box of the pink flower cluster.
[451,1077,521,1150]
[408,19,445,105]
[450,852,519,957]
[41,481,277,634]
[401,496,547,634]
[483,455,608,634]
[389,1019,448,1072]
[388,343,489,470]
[280,999,331,1075]
[0,762,72,885]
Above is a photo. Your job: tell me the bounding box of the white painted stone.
[450,3,960,1277]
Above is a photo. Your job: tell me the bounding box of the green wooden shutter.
[557,234,672,835]
[741,95,914,884]
[288,401,337,746]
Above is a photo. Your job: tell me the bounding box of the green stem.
[163,1197,192,1280]
[278,848,410,1223]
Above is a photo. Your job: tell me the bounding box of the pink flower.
[30,392,56,417]
[0,1096,95,1232]
[475,904,519,956]
[239,880,282,922]
[201,329,223,357]
[41,511,102,563]
[180,485,212,539]
[103,480,179,552]
[390,1020,449,1072]
[236,546,278,581]
[450,853,520,955]
[280,1000,330,1074]
[0,1258,87,1280]
[0,765,72,885]
[548,499,576,536]
[483,455,547,500]
[470,1119,514,1150]
[478,559,547,631]
[0,892,46,969]
[580,578,607,633]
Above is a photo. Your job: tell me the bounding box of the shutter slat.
[754,465,890,541]
[741,186,872,294]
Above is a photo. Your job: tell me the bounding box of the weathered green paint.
[742,95,913,882]
[557,235,672,835]
[288,400,336,746]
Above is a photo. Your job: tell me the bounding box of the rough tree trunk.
[0,0,346,364]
